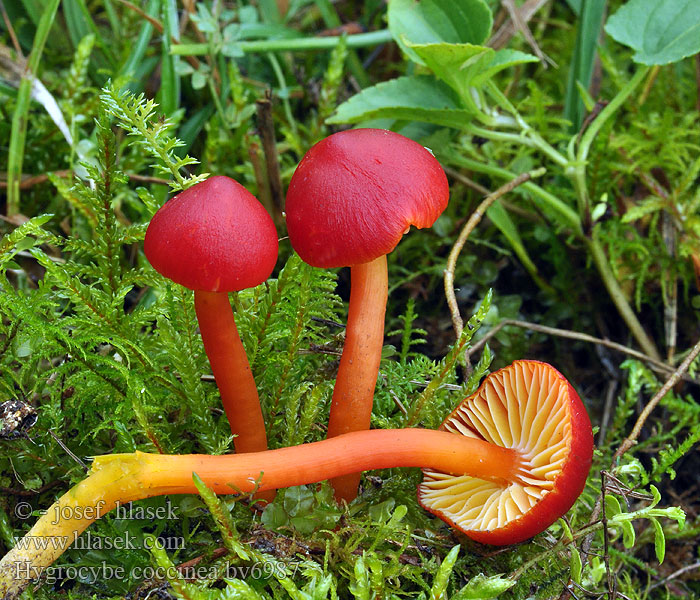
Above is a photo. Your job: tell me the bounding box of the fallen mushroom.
[0,361,592,597]
[144,176,278,456]
[285,128,449,502]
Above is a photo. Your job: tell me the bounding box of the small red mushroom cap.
[144,176,278,292]
[418,360,593,545]
[285,129,449,268]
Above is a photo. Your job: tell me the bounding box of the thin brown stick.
[0,4,22,57]
[115,0,201,72]
[0,480,61,497]
[444,166,490,195]
[612,337,700,460]
[488,0,550,50]
[501,0,552,67]
[465,318,700,384]
[0,171,170,189]
[562,342,700,599]
[648,561,700,592]
[444,168,546,342]
[256,91,285,222]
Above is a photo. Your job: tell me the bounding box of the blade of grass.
[119,0,159,81]
[102,0,121,39]
[16,0,42,25]
[564,0,607,130]
[6,0,60,217]
[62,0,117,68]
[158,0,180,116]
[258,0,282,23]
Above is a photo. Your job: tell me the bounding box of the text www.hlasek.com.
[11,559,298,585]
[13,530,181,552]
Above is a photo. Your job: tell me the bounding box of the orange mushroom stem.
[0,361,593,599]
[285,129,450,503]
[325,255,388,499]
[193,290,267,455]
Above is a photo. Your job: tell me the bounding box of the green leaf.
[486,200,553,294]
[486,201,539,276]
[192,472,251,560]
[407,42,537,103]
[605,0,700,65]
[453,573,515,599]
[327,75,475,127]
[388,0,493,63]
[430,545,460,599]
[621,519,636,548]
[570,546,583,584]
[651,518,666,563]
[605,494,622,517]
[565,0,606,129]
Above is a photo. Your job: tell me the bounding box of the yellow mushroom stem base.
[0,429,520,599]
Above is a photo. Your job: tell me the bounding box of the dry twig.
[613,337,700,460]
[466,319,698,385]
[443,168,546,343]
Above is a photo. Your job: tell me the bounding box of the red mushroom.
[419,360,594,544]
[0,361,593,597]
[285,128,449,502]
[144,176,278,456]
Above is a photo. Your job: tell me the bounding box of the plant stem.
[450,156,582,233]
[586,228,661,360]
[485,82,569,168]
[6,0,61,216]
[0,430,519,598]
[171,29,393,56]
[326,256,388,502]
[577,66,650,165]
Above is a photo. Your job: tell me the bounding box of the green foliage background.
[1,0,700,598]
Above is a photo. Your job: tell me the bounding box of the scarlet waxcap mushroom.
[285,128,449,268]
[144,176,278,463]
[285,128,449,503]
[144,175,278,292]
[419,360,593,545]
[0,361,594,595]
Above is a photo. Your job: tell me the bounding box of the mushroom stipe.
[0,360,593,598]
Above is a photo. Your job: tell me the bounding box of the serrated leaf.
[192,472,250,560]
[605,0,700,65]
[327,75,475,127]
[620,197,666,223]
[388,0,493,64]
[349,554,370,600]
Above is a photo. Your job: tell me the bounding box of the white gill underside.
[420,361,572,532]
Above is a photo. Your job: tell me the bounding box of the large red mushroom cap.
[285,129,449,268]
[418,360,593,545]
[144,176,278,292]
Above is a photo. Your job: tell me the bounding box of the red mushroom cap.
[144,176,278,292]
[418,360,593,545]
[285,129,449,268]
